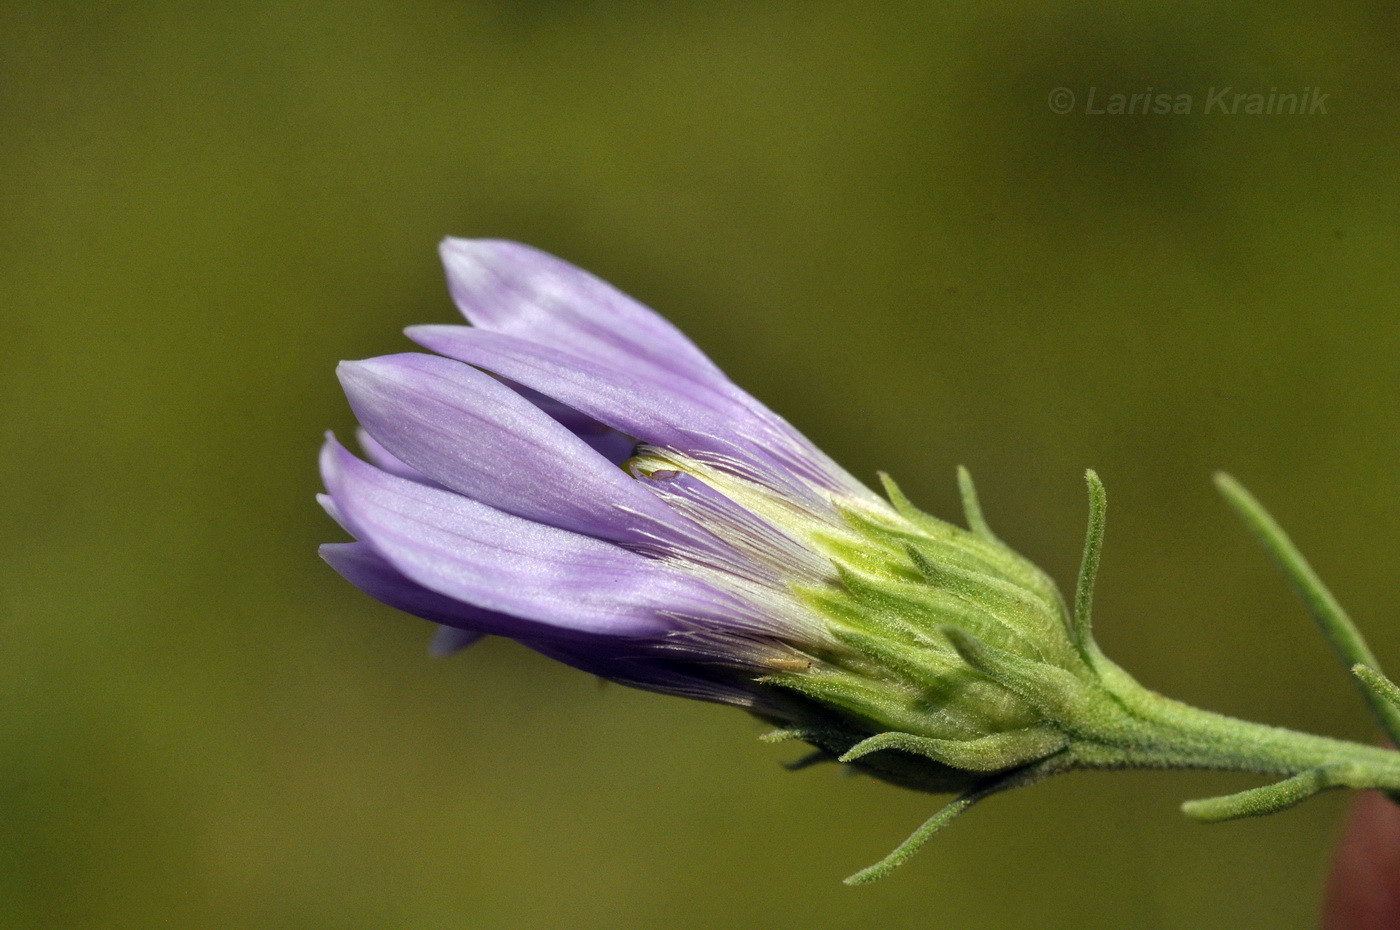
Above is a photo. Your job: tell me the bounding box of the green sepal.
[873,472,1067,613]
[757,722,860,753]
[859,484,1029,589]
[1072,469,1107,660]
[759,727,811,744]
[761,669,955,739]
[839,727,1068,772]
[941,626,1102,727]
[824,622,958,686]
[824,623,1040,738]
[906,545,1076,667]
[956,465,1001,543]
[824,502,1012,589]
[831,565,1047,662]
[878,471,959,537]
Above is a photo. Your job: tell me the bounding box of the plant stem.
[1071,663,1400,792]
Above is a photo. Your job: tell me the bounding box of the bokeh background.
[4,2,1399,928]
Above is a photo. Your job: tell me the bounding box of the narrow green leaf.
[1215,473,1400,746]
[1181,766,1342,822]
[844,758,1065,884]
[843,792,981,885]
[1354,664,1400,714]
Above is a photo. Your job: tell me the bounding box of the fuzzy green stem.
[1073,664,1400,794]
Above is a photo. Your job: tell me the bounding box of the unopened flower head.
[320,240,1400,883]
[319,239,1091,789]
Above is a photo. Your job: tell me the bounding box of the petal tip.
[334,358,369,387]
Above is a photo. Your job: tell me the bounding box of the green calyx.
[757,468,1400,886]
[764,469,1103,778]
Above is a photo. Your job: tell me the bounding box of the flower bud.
[321,238,1104,809]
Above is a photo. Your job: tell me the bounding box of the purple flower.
[319,240,1224,883]
[319,239,1095,875]
[319,251,1400,885]
[319,238,901,711]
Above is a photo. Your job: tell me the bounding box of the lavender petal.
[338,353,688,544]
[321,541,506,632]
[356,428,438,486]
[405,326,770,457]
[439,238,730,392]
[406,325,869,501]
[522,637,768,708]
[320,436,735,638]
[502,380,637,466]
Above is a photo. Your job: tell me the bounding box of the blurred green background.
[3,2,1398,927]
